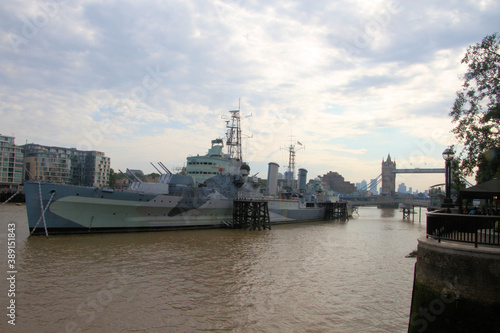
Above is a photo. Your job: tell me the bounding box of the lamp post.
[442,147,455,211]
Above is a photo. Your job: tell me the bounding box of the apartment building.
[0,135,24,189]
[23,143,111,187]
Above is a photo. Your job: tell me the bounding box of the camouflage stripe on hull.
[25,182,328,234]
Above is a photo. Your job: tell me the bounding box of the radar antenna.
[223,99,252,161]
[281,136,304,188]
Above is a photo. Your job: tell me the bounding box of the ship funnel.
[298,168,308,191]
[267,162,279,196]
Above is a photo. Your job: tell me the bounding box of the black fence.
[427,211,500,247]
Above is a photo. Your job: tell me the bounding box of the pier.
[399,203,415,220]
[231,199,271,230]
[324,202,349,221]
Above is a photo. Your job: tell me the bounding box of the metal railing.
[427,211,500,247]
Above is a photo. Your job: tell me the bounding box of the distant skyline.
[2,0,497,192]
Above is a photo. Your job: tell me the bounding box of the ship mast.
[284,137,304,188]
[287,143,296,186]
[225,107,243,161]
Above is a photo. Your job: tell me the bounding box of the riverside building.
[319,171,356,194]
[0,135,24,189]
[23,143,110,187]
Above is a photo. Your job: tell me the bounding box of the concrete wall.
[408,237,500,332]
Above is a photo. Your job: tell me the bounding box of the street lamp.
[442,147,455,211]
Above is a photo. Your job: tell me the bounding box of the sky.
[1,0,498,192]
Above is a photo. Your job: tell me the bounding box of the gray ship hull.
[25,182,328,235]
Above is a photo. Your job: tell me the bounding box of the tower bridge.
[393,168,445,174]
[381,154,444,196]
[342,196,431,208]
[337,154,445,203]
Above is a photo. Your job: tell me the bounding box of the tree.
[476,147,500,182]
[109,168,117,188]
[450,33,500,182]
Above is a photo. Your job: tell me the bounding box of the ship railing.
[426,211,500,248]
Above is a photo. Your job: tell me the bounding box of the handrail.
[426,211,500,247]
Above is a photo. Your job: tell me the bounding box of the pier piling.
[400,203,415,221]
[232,199,271,230]
[324,202,348,221]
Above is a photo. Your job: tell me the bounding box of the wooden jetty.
[399,203,415,220]
[231,199,271,230]
[324,202,349,221]
[227,200,349,230]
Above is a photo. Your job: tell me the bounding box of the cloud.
[1,0,499,191]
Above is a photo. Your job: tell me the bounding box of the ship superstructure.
[185,138,230,185]
[185,108,247,185]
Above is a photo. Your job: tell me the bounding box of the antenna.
[221,100,252,162]
[281,136,304,189]
[226,107,242,161]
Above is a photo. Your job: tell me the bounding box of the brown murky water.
[0,204,425,332]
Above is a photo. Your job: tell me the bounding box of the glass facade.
[23,143,110,187]
[0,135,24,189]
[0,136,111,188]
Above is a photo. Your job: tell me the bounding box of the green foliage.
[147,172,160,178]
[476,148,500,182]
[450,157,466,191]
[114,172,126,180]
[450,33,500,182]
[108,168,117,188]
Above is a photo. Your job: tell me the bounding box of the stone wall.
[408,237,500,332]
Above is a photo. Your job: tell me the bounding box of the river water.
[0,204,426,333]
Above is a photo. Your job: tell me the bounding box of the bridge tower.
[381,154,396,196]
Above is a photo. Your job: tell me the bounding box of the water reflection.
[380,208,395,218]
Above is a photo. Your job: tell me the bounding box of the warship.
[25,109,340,235]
